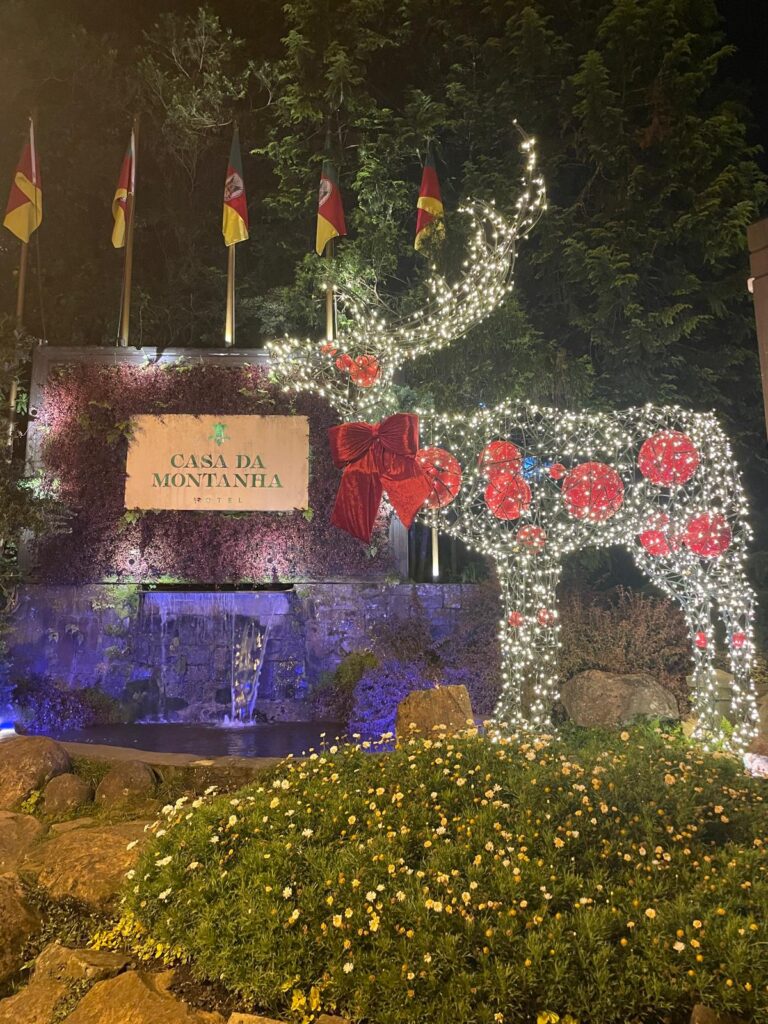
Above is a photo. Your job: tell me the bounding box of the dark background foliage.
[1,0,768,578]
[35,363,391,582]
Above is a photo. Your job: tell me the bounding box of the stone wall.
[6,583,484,723]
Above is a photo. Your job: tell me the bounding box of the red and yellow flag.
[315,159,346,255]
[111,130,136,249]
[222,126,249,246]
[3,118,42,244]
[414,147,444,251]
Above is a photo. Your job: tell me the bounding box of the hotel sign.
[124,414,309,511]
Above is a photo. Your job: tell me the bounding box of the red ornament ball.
[507,611,525,628]
[335,352,353,371]
[537,608,555,627]
[732,632,747,649]
[517,525,547,552]
[637,430,699,486]
[638,529,672,557]
[416,446,462,509]
[484,475,532,520]
[562,462,624,522]
[684,513,732,558]
[548,463,567,480]
[695,631,708,650]
[478,440,522,481]
[348,354,380,388]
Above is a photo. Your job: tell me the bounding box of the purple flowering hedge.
[35,362,391,583]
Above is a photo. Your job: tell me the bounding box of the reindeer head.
[267,127,546,422]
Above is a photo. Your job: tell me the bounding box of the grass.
[101,724,767,1024]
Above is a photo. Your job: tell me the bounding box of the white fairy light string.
[267,127,759,750]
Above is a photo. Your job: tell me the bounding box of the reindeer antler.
[268,125,546,420]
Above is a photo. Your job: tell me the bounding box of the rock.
[395,685,475,740]
[34,943,130,984]
[691,1005,747,1024]
[0,737,71,810]
[228,1016,284,1024]
[42,775,93,816]
[49,819,96,835]
[316,1017,353,1024]
[64,970,225,1023]
[0,943,129,1024]
[560,670,679,727]
[0,873,40,985]
[94,761,158,810]
[0,811,45,872]
[0,976,67,1024]
[21,821,150,910]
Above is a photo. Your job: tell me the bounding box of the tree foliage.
[0,0,765,481]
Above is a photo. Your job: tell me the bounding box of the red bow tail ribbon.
[328,413,432,543]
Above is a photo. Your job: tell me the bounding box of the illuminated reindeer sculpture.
[269,132,760,748]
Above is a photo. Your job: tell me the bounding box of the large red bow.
[328,413,432,543]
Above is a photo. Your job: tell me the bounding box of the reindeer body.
[269,131,759,747]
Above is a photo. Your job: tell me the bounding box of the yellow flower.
[332,915,343,928]
[537,1013,560,1024]
[644,908,656,920]
[620,731,630,742]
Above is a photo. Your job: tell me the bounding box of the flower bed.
[36,362,390,582]
[111,727,768,1024]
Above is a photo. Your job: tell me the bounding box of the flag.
[315,158,346,255]
[414,146,444,251]
[3,119,42,244]
[222,126,249,246]
[111,130,136,249]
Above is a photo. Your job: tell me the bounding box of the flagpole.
[118,114,139,348]
[225,244,236,346]
[324,238,335,342]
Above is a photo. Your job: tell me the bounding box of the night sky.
[719,0,768,168]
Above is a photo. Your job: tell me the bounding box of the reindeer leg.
[631,546,748,745]
[494,555,561,730]
[716,564,760,749]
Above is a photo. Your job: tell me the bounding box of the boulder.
[0,811,45,872]
[21,821,150,910]
[0,737,71,810]
[42,774,93,816]
[63,970,225,1023]
[560,670,679,727]
[0,873,40,985]
[395,685,475,740]
[0,943,129,1024]
[94,762,158,811]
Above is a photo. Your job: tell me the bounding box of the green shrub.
[557,589,690,691]
[117,727,768,1024]
[309,650,379,721]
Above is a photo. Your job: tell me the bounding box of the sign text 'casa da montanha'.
[124,415,309,511]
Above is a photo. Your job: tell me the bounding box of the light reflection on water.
[42,721,346,759]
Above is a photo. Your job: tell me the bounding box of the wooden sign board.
[124,414,309,511]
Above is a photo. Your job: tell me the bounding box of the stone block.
[395,685,475,740]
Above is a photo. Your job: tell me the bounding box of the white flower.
[126,840,139,851]
[228,815,238,827]
[283,886,293,898]
[302,828,314,838]
[343,961,354,973]
[673,941,686,952]
[155,855,172,867]
[187,861,200,871]
[158,888,172,901]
